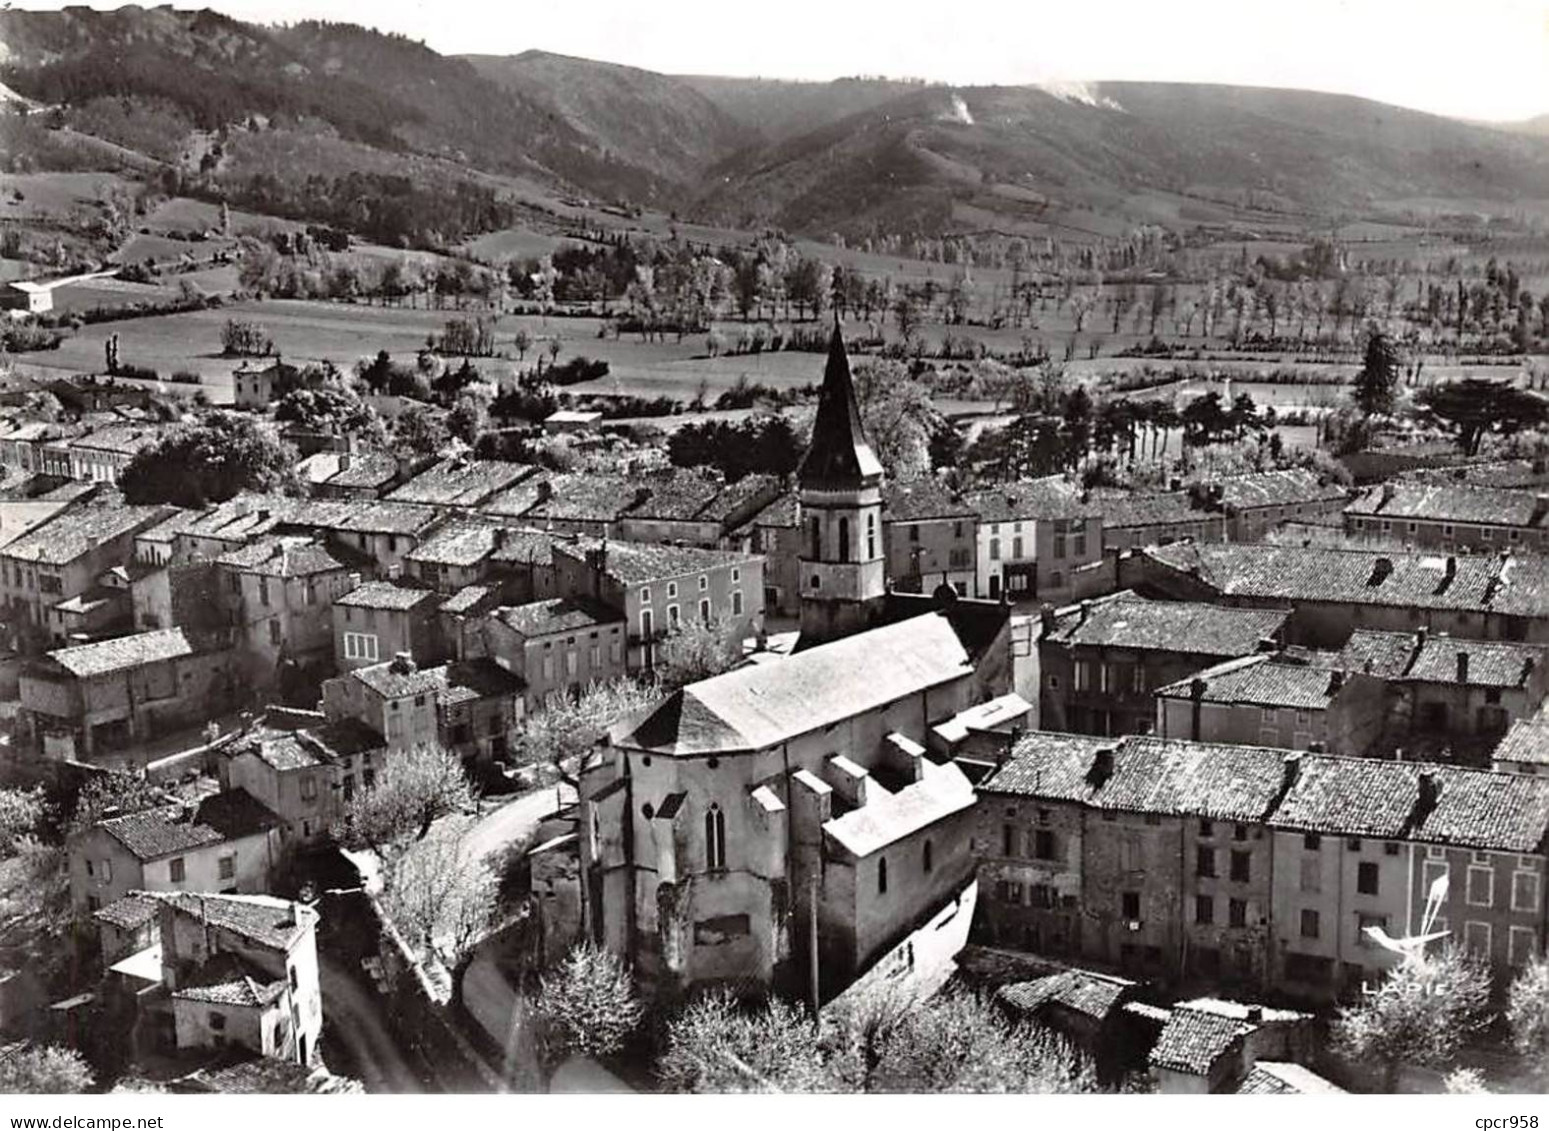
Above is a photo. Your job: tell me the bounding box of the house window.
[344,633,379,662]
[698,574,708,591]
[1229,898,1247,928]
[1121,891,1141,921]
[1510,926,1538,967]
[169,858,186,883]
[731,568,740,583]
[1230,850,1250,883]
[668,605,680,629]
[641,587,652,605]
[610,640,623,663]
[1299,856,1320,893]
[259,576,270,607]
[542,654,555,681]
[1002,824,1016,857]
[1033,829,1056,860]
[699,598,711,623]
[1513,870,1541,913]
[731,589,744,617]
[1357,861,1379,896]
[878,856,888,896]
[218,854,236,880]
[1464,920,1492,957]
[1196,846,1217,878]
[565,651,578,677]
[269,620,282,646]
[867,513,876,559]
[1422,859,1449,897]
[209,1011,226,1031]
[1467,865,1495,907]
[641,608,654,639]
[1199,819,1214,838]
[1073,662,1091,691]
[923,839,933,873]
[301,776,318,801]
[705,804,726,871]
[989,538,1001,562]
[1195,894,1214,924]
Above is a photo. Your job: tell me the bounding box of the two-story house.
[1038,593,1291,737]
[881,480,977,596]
[483,597,628,711]
[332,582,442,671]
[966,478,1102,605]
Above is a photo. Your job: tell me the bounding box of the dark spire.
[797,321,883,486]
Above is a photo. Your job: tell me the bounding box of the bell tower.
[797,322,886,645]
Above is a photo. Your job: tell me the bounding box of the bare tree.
[338,744,475,849]
[534,943,644,1065]
[381,822,496,967]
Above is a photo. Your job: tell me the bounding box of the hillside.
[465,50,753,192]
[3,6,1547,247]
[696,81,1549,238]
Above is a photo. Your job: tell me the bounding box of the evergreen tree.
[1354,327,1400,416]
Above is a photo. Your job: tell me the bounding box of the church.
[575,325,1030,1001]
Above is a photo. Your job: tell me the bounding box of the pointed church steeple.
[797,321,883,487]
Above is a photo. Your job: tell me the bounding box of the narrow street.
[459,781,577,868]
[318,952,425,1093]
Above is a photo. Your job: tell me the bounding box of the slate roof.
[496,597,620,638]
[321,451,400,491]
[352,656,522,702]
[1347,482,1549,529]
[553,537,760,586]
[171,952,286,1009]
[625,471,723,521]
[217,536,346,578]
[1,502,166,565]
[481,479,548,519]
[982,733,1293,822]
[1412,766,1549,852]
[823,758,975,858]
[327,501,440,537]
[997,971,1132,1022]
[1270,755,1423,837]
[488,529,553,565]
[1216,468,1347,511]
[1337,629,1545,687]
[404,520,503,567]
[529,473,643,523]
[882,480,977,522]
[386,458,533,507]
[153,892,315,952]
[966,477,1093,524]
[796,324,883,486]
[48,628,198,678]
[621,614,972,756]
[1143,542,1549,618]
[334,581,437,611]
[1154,654,1342,710]
[92,892,161,932]
[1149,1007,1251,1075]
[440,584,497,616]
[1044,594,1288,657]
[1236,1063,1345,1095]
[696,474,783,526]
[1093,490,1207,530]
[1494,701,1549,766]
[98,790,281,861]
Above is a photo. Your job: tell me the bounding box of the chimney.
[1190,677,1206,740]
[1456,649,1470,684]
[1369,556,1393,586]
[1256,636,1278,654]
[1039,603,1057,636]
[1444,556,1457,583]
[338,450,352,472]
[1327,669,1345,695]
[1381,482,1395,506]
[1281,752,1303,796]
[390,651,416,675]
[1078,600,1092,625]
[1086,745,1117,788]
[1417,770,1440,816]
[536,479,553,503]
[1246,1006,1264,1024]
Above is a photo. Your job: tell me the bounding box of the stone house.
[966,478,1103,606]
[1345,481,1549,553]
[331,581,441,671]
[68,791,283,915]
[1208,468,1349,543]
[1095,490,1225,553]
[881,480,977,597]
[19,628,238,762]
[1038,593,1291,737]
[482,597,627,712]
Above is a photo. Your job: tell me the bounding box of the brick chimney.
[390,651,416,675]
